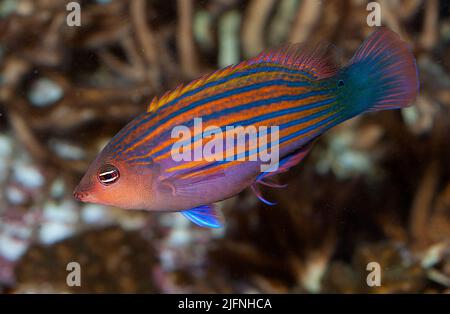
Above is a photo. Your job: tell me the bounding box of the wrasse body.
[74,28,418,228]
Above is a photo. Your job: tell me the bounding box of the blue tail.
[337,27,419,118]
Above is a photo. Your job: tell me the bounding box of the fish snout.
[73,187,89,202]
[73,175,96,202]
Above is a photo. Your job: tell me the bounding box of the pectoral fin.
[159,164,226,198]
[181,204,223,228]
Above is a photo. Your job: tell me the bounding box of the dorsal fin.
[147,42,338,113]
[147,63,249,113]
[248,42,339,79]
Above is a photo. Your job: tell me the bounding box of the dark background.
[0,0,449,293]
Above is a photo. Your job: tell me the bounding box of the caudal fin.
[341,27,419,115]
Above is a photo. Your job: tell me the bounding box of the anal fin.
[252,142,314,205]
[257,141,314,183]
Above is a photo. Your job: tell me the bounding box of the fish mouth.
[73,175,96,202]
[73,185,91,202]
[73,190,88,202]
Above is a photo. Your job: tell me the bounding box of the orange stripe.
[153,101,331,164]
[164,110,337,175]
[122,72,313,155]
[127,84,313,161]
[177,115,340,179]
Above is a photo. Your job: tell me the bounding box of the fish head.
[73,144,158,210]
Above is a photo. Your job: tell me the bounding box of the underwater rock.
[28,78,63,107]
[12,160,44,189]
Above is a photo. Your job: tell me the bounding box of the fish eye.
[337,80,345,87]
[98,164,120,186]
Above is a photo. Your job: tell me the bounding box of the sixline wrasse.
[74,28,419,228]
